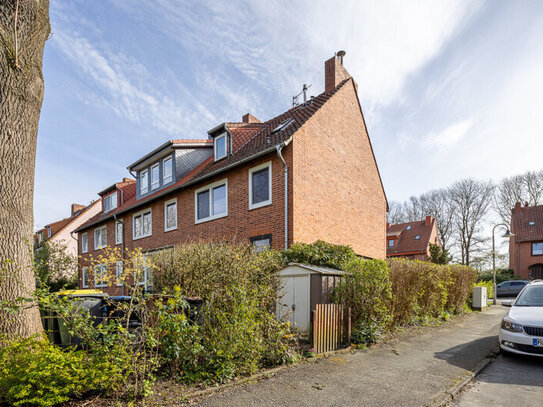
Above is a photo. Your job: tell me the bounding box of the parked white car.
[499,280,543,357]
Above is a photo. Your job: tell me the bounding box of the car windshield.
[515,286,543,306]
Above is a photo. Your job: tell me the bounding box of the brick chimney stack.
[425,216,432,226]
[514,202,522,212]
[325,51,353,93]
[242,113,261,124]
[71,203,85,216]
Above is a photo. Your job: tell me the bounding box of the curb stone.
[185,346,353,402]
[430,346,500,407]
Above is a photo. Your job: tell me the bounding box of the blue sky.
[35,0,543,229]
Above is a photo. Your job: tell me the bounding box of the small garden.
[0,240,479,406]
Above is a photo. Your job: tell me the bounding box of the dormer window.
[388,239,394,247]
[406,225,412,230]
[214,133,227,160]
[140,170,149,194]
[163,156,173,184]
[47,226,52,238]
[151,163,160,190]
[104,192,118,213]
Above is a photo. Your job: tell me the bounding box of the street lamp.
[492,223,515,305]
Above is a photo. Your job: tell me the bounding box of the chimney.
[324,50,352,93]
[71,203,85,216]
[242,113,261,124]
[425,216,432,226]
[386,222,390,230]
[525,201,529,207]
[514,202,522,212]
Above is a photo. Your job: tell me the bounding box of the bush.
[478,269,516,284]
[152,243,297,384]
[282,240,358,270]
[446,264,478,313]
[332,259,391,329]
[350,320,382,345]
[0,336,125,407]
[473,280,494,300]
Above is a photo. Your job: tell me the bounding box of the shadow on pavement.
[434,336,499,370]
[475,352,543,387]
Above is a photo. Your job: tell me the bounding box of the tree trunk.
[0,0,50,341]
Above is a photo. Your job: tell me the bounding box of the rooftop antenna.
[292,83,312,107]
[336,50,346,65]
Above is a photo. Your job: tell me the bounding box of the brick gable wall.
[291,80,387,259]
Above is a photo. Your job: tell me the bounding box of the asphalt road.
[453,352,543,406]
[193,306,508,407]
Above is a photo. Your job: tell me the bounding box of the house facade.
[509,202,543,279]
[75,53,388,295]
[386,216,440,261]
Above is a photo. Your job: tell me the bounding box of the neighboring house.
[75,53,388,295]
[509,202,543,279]
[386,216,440,261]
[34,201,102,278]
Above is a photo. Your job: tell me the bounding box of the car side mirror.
[501,300,512,307]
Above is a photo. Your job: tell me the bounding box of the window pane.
[82,234,88,252]
[197,190,210,219]
[213,185,226,215]
[163,157,172,182]
[151,165,160,189]
[141,171,148,193]
[533,243,543,255]
[252,238,270,253]
[143,212,151,235]
[134,215,142,237]
[215,135,226,159]
[116,222,123,243]
[252,167,269,204]
[166,203,176,229]
[101,228,107,247]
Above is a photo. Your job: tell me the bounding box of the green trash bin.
[55,289,108,347]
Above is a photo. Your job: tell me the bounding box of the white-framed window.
[94,264,107,288]
[214,133,227,160]
[137,255,153,291]
[388,239,394,247]
[163,156,173,184]
[115,261,124,286]
[104,192,118,212]
[47,226,52,238]
[115,221,123,245]
[164,198,177,231]
[133,208,152,240]
[81,267,89,288]
[250,234,272,253]
[249,161,272,209]
[38,231,43,244]
[151,163,160,190]
[140,170,149,194]
[94,225,107,250]
[195,179,227,223]
[81,232,88,254]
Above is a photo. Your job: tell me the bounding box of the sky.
[35,0,543,229]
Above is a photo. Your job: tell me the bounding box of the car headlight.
[501,317,523,332]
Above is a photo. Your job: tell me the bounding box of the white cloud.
[424,118,473,149]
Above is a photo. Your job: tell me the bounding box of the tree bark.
[0,0,50,341]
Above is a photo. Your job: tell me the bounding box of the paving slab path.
[195,306,508,407]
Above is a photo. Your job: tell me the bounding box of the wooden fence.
[312,304,351,354]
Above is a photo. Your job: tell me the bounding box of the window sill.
[249,200,272,211]
[133,233,152,241]
[164,226,178,232]
[195,213,228,225]
[95,285,108,288]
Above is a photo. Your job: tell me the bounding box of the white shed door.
[277,275,310,332]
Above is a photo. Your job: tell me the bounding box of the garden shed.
[276,263,344,333]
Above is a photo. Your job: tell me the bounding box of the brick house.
[386,216,440,261]
[75,53,388,295]
[509,202,543,279]
[34,201,102,280]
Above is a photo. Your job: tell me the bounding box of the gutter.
[276,139,292,250]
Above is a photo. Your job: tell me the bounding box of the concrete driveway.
[194,306,508,407]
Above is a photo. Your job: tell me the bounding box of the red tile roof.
[511,204,543,242]
[387,218,436,255]
[76,79,355,233]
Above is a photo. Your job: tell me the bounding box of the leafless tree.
[449,179,495,266]
[0,0,50,340]
[419,189,455,251]
[494,170,543,225]
[386,201,408,224]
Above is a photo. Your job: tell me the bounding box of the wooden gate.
[312,304,351,353]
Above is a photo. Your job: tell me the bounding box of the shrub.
[350,320,382,345]
[445,264,478,313]
[332,259,391,329]
[473,280,494,300]
[152,243,296,383]
[282,240,358,270]
[0,336,125,407]
[478,269,516,284]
